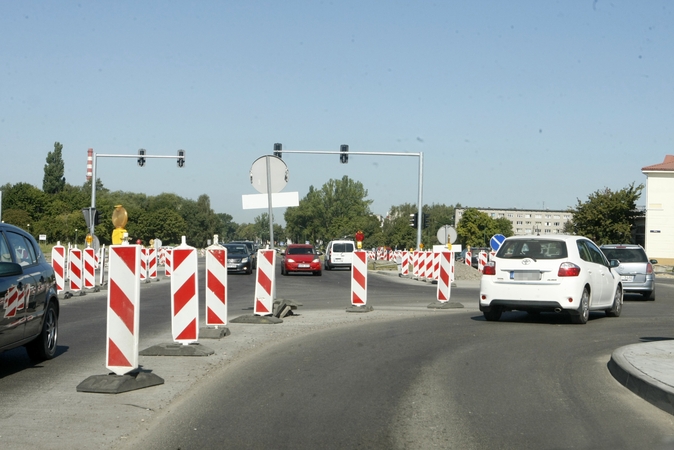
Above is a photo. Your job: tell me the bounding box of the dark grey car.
[0,223,60,360]
[600,244,657,300]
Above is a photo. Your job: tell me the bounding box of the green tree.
[456,208,509,248]
[0,182,48,223]
[43,142,66,194]
[216,213,238,242]
[564,183,643,245]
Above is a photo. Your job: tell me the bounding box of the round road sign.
[250,155,289,194]
[436,225,457,245]
[490,234,506,251]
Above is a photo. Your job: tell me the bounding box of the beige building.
[642,155,674,265]
[454,207,573,236]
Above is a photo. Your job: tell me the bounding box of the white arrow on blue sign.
[490,234,506,251]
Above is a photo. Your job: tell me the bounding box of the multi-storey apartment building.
[454,207,573,236]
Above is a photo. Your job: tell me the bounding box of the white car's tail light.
[558,262,581,277]
[483,261,496,275]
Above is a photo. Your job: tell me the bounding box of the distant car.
[466,247,490,268]
[222,243,254,274]
[281,244,322,276]
[0,223,59,360]
[324,240,355,270]
[230,241,258,269]
[479,235,623,324]
[600,244,657,300]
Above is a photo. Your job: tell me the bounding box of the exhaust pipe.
[554,308,562,313]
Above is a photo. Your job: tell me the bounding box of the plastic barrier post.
[171,241,199,343]
[478,251,488,273]
[69,248,83,293]
[351,250,368,306]
[164,248,172,277]
[205,244,227,326]
[147,248,157,280]
[254,249,276,316]
[140,248,148,282]
[83,247,96,289]
[436,251,452,302]
[51,244,65,294]
[106,245,141,375]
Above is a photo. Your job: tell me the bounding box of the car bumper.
[619,276,655,293]
[227,262,251,272]
[480,279,581,312]
[284,263,321,272]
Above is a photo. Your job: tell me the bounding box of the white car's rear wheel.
[572,288,590,324]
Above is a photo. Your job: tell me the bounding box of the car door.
[0,231,33,349]
[580,240,613,307]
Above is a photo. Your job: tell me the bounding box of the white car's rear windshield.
[496,239,568,260]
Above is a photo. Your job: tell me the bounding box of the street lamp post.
[75,228,78,246]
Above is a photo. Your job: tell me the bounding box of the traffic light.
[423,213,430,229]
[177,149,185,168]
[340,144,349,164]
[409,213,418,229]
[274,143,282,158]
[137,149,146,167]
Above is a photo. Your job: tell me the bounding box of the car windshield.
[224,245,248,255]
[601,248,647,263]
[496,239,567,260]
[287,247,314,255]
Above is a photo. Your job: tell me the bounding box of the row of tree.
[0,143,644,250]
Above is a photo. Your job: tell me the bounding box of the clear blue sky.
[2,1,672,224]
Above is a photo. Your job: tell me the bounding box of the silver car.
[599,244,656,300]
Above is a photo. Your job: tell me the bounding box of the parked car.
[230,241,258,269]
[0,223,59,359]
[324,240,355,270]
[281,244,322,276]
[479,235,623,324]
[222,243,254,274]
[600,244,657,300]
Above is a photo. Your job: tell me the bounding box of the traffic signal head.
[423,213,430,229]
[409,213,418,228]
[340,144,349,164]
[177,149,185,168]
[137,149,146,167]
[274,143,282,159]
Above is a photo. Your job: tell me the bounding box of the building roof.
[642,155,674,172]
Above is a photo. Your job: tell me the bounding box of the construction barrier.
[69,248,83,293]
[83,247,96,289]
[164,248,173,277]
[106,244,141,375]
[399,250,410,276]
[147,248,157,280]
[351,250,368,306]
[205,244,227,326]
[140,248,148,282]
[478,251,488,273]
[465,251,472,267]
[51,243,65,294]
[171,240,199,343]
[254,249,276,316]
[436,251,452,302]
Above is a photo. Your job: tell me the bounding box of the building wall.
[454,208,573,236]
[644,172,674,265]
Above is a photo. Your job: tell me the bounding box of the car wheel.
[571,288,590,324]
[314,270,322,276]
[26,302,58,361]
[642,290,655,301]
[246,265,253,275]
[281,268,287,275]
[606,285,623,317]
[483,307,502,322]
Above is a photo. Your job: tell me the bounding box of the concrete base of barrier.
[76,369,164,394]
[273,299,303,318]
[139,342,215,356]
[346,305,374,313]
[427,301,464,309]
[199,326,231,339]
[230,315,283,324]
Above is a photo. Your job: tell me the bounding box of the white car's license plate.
[511,271,541,281]
[298,264,310,268]
[621,275,634,282]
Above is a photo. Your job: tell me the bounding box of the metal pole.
[266,156,274,250]
[90,152,97,238]
[416,152,424,250]
[0,190,3,222]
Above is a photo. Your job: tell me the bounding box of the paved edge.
[608,343,674,416]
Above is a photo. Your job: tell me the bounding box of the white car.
[479,235,623,324]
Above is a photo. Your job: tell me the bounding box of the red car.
[281,244,322,276]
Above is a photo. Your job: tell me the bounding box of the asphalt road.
[2,263,674,449]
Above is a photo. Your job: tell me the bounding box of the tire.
[314,270,322,276]
[571,288,590,324]
[606,285,623,317]
[26,302,58,361]
[642,290,655,301]
[483,307,502,322]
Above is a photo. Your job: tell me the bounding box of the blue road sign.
[490,234,506,251]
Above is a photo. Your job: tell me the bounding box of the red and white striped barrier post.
[69,248,83,293]
[436,251,452,302]
[465,251,472,267]
[412,250,420,278]
[171,239,199,343]
[350,250,368,308]
[424,250,433,280]
[450,251,456,282]
[205,244,227,326]
[106,244,141,375]
[400,251,409,276]
[98,246,107,286]
[147,248,157,280]
[478,251,488,273]
[254,249,276,316]
[51,243,65,294]
[164,248,172,277]
[83,247,96,290]
[432,250,440,281]
[140,248,148,282]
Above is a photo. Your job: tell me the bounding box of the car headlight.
[241,257,249,263]
[287,258,295,263]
